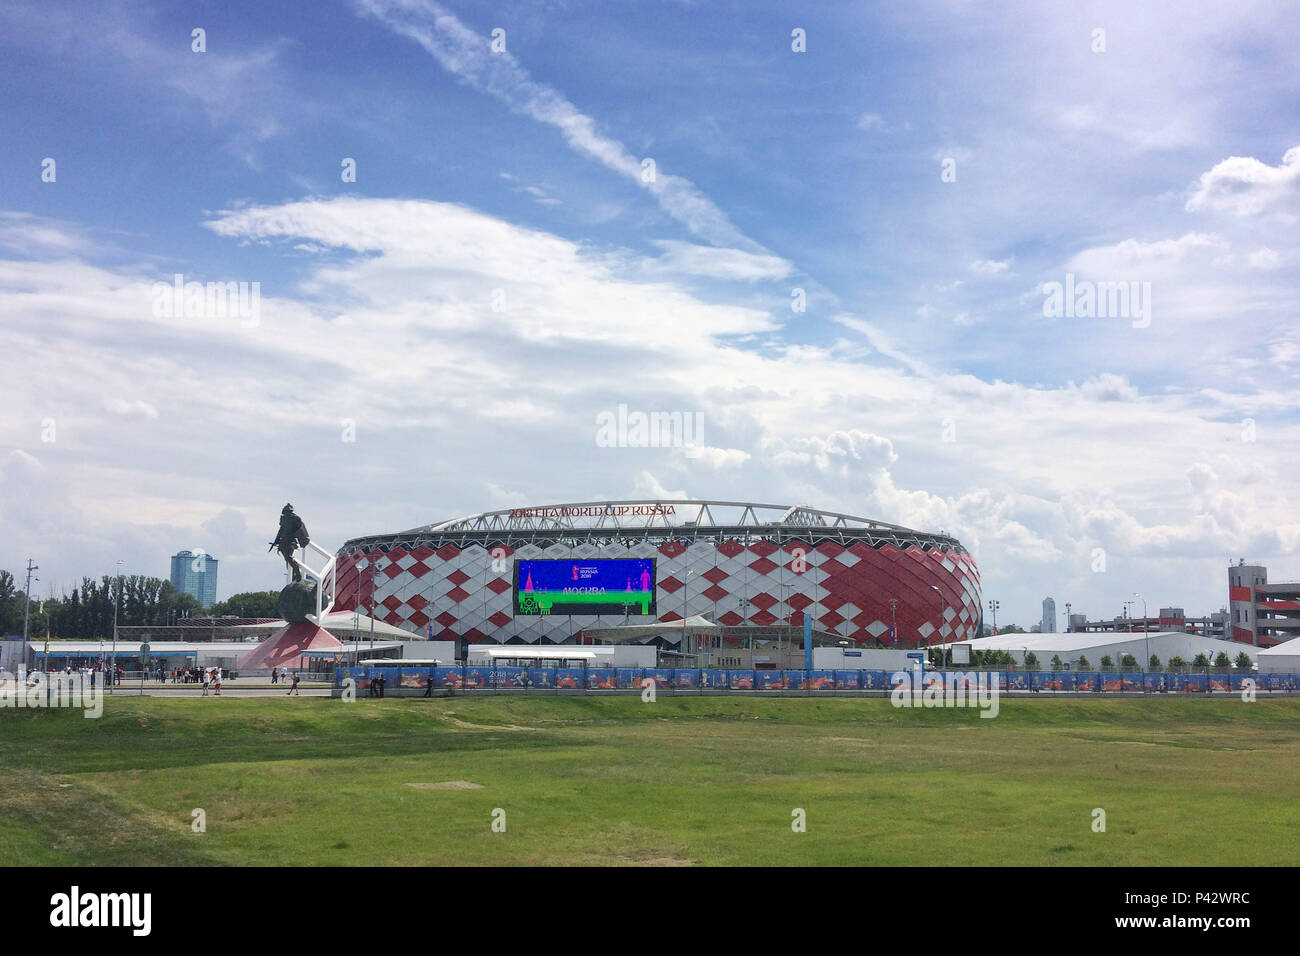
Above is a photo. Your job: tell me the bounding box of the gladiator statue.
[269,503,310,582]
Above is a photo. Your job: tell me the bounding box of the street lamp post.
[111,559,123,692]
[888,597,899,647]
[1134,592,1149,673]
[22,560,38,673]
[987,598,999,636]
[1064,602,1072,633]
[930,585,946,666]
[682,567,697,666]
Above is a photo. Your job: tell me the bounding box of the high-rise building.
[170,550,218,606]
[1041,597,1057,634]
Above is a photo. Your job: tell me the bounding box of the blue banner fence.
[336,666,1300,695]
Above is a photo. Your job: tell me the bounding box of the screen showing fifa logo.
[514,559,657,616]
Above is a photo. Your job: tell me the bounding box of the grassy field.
[2,694,1298,866]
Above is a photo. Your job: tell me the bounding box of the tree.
[209,591,280,618]
[1051,654,1063,669]
[1120,653,1138,670]
[1149,653,1161,670]
[1024,651,1039,670]
[1192,653,1210,668]
[1234,651,1254,671]
[996,624,1027,635]
[1100,655,1114,668]
[0,570,20,636]
[1214,652,1232,669]
[1077,655,1090,669]
[1169,655,1187,670]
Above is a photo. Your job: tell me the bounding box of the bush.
[1100,655,1114,668]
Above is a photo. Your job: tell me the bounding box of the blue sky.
[2,0,1299,629]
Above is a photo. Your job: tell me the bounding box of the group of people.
[169,667,211,684]
[200,667,223,695]
[270,667,302,695]
[40,663,124,686]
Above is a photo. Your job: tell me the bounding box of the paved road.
[105,686,332,698]
[100,679,332,698]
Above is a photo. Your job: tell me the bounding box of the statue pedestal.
[238,620,342,673]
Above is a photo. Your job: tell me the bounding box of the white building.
[943,631,1255,669]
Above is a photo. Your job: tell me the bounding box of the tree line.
[0,568,281,640]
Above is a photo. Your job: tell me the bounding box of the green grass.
[2,695,1298,866]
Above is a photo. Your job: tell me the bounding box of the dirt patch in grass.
[405,781,483,790]
[611,846,695,866]
[446,717,536,732]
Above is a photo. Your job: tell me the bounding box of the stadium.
[333,500,982,651]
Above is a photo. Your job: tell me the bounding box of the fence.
[334,666,1300,696]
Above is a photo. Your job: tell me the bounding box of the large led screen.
[514,558,656,616]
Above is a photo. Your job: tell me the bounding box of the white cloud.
[1248,247,1281,270]
[647,240,793,281]
[1186,147,1300,216]
[105,398,160,420]
[680,445,750,469]
[971,257,1013,276]
[1076,373,1139,403]
[1066,232,1229,279]
[762,430,897,477]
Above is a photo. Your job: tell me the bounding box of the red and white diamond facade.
[333,501,982,648]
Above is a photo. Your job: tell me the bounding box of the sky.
[1,0,1298,628]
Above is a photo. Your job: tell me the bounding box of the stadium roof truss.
[342,500,964,553]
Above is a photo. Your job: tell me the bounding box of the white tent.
[1258,637,1300,673]
[581,615,719,643]
[940,631,1251,668]
[229,610,416,641]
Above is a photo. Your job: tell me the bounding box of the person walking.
[201,669,210,696]
[213,668,222,695]
[287,672,300,696]
[422,672,434,697]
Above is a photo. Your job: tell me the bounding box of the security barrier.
[335,666,1300,696]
